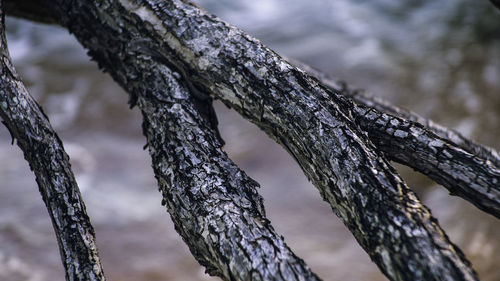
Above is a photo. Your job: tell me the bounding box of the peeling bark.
[35,0,481,280]
[0,3,105,281]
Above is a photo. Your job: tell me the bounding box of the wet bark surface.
[2,0,499,280]
[0,4,105,281]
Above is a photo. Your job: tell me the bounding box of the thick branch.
[138,62,321,281]
[39,0,480,280]
[294,61,500,168]
[0,3,105,281]
[294,62,500,218]
[6,0,498,219]
[13,0,322,280]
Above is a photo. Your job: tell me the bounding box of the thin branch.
[0,2,105,281]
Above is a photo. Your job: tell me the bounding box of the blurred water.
[1,1,499,280]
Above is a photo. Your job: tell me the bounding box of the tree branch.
[293,60,500,167]
[38,0,480,280]
[7,0,498,219]
[0,3,105,281]
[12,0,322,280]
[293,61,500,218]
[138,62,321,280]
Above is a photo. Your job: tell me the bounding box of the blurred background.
[0,0,499,280]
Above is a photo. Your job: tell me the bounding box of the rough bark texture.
[5,0,499,219]
[5,0,499,280]
[37,0,481,280]
[0,3,105,281]
[294,61,500,168]
[138,63,321,281]
[16,0,322,280]
[293,62,500,218]
[353,106,500,218]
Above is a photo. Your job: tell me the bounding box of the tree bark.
[5,0,499,217]
[138,62,321,281]
[293,60,500,167]
[0,2,105,281]
[3,0,498,280]
[33,0,481,280]
[293,62,500,218]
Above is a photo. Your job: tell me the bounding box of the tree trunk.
[2,0,499,281]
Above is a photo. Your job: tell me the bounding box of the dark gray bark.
[5,0,499,219]
[138,63,321,281]
[35,0,480,280]
[2,0,322,280]
[0,3,105,281]
[3,0,498,281]
[293,62,500,218]
[294,61,500,168]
